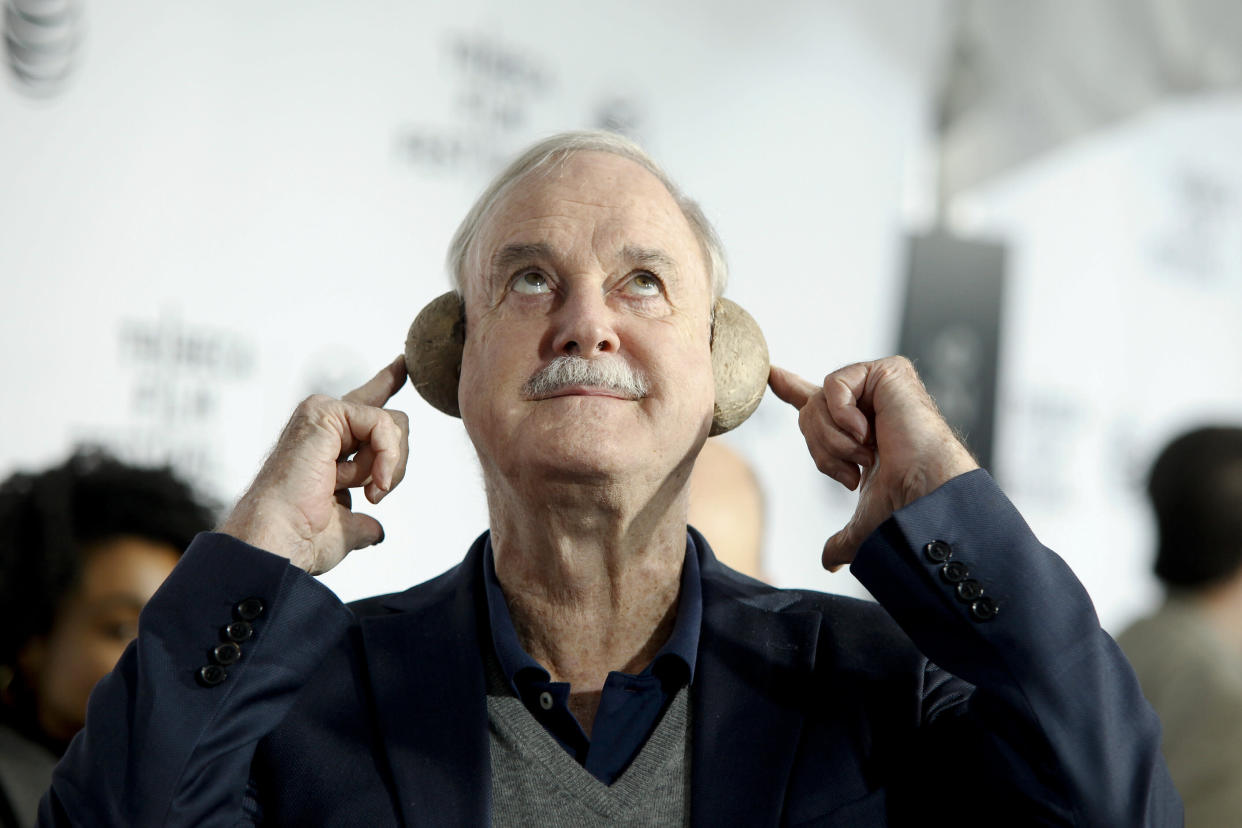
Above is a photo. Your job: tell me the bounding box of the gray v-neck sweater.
[486,683,691,826]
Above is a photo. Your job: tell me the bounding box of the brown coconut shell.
[709,298,769,435]
[404,291,465,418]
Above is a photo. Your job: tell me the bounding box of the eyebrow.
[620,245,678,275]
[490,242,554,277]
[489,242,679,277]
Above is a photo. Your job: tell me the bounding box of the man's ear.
[403,292,769,434]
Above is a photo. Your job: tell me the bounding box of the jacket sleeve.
[850,469,1183,827]
[39,533,353,828]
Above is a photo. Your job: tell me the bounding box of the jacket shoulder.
[345,532,491,619]
[702,560,925,677]
[345,560,470,619]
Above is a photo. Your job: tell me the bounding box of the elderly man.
[43,133,1179,826]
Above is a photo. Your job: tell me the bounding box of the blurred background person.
[687,437,767,581]
[1119,426,1242,827]
[0,449,214,828]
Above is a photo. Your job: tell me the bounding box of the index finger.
[343,355,408,408]
[768,364,820,410]
[822,362,873,444]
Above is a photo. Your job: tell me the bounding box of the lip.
[533,386,638,401]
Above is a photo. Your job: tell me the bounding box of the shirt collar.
[483,532,702,694]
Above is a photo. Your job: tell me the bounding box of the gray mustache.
[521,356,650,400]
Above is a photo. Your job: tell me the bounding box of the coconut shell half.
[709,298,769,435]
[404,291,465,417]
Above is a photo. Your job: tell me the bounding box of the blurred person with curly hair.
[0,449,213,828]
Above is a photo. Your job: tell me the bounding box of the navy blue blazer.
[42,471,1181,825]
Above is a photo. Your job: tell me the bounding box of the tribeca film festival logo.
[396,30,645,174]
[397,31,555,172]
[72,311,257,487]
[4,0,82,96]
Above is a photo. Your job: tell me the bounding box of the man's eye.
[624,272,661,297]
[512,271,551,294]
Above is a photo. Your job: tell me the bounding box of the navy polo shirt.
[483,534,702,785]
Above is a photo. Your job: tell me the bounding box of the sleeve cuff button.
[212,642,242,665]
[197,664,228,687]
[223,621,253,643]
[970,596,999,621]
[955,579,984,602]
[940,561,970,583]
[235,597,265,621]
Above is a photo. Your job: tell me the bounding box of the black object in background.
[897,232,1006,471]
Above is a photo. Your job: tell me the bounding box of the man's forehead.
[493,154,683,225]
[474,153,701,270]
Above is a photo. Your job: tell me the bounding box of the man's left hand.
[769,357,978,570]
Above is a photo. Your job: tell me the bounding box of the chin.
[532,433,638,477]
[470,396,710,484]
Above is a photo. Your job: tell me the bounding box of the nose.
[550,286,619,357]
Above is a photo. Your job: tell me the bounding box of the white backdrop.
[0,0,942,606]
[4,1,1237,632]
[955,93,1242,629]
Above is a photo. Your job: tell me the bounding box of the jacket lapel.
[360,535,491,826]
[354,530,820,825]
[690,545,821,827]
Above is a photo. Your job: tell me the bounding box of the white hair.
[446,130,728,301]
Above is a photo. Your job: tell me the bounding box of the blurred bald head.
[688,439,765,580]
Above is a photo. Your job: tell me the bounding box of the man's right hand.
[219,356,411,575]
[769,357,978,571]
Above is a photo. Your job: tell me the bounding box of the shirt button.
[539,691,554,711]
